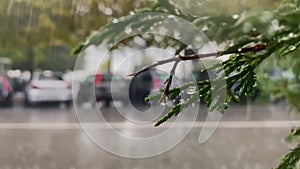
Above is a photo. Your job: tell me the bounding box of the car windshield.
[38,75,62,81]
[101,74,112,82]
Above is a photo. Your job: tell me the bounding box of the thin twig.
[129,43,269,103]
[159,60,179,103]
[128,57,181,77]
[128,52,219,78]
[129,43,269,78]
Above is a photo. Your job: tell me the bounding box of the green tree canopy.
[0,0,151,72]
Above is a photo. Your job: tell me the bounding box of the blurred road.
[0,93,299,169]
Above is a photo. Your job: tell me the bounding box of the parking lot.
[0,93,298,169]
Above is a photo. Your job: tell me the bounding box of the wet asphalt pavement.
[0,93,299,169]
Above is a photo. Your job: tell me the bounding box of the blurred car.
[129,69,181,105]
[24,70,72,107]
[9,77,29,92]
[77,73,128,107]
[0,76,13,106]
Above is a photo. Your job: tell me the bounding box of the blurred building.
[0,57,12,76]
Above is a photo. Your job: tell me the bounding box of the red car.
[77,73,128,107]
[0,76,13,106]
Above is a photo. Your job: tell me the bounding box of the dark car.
[77,73,128,107]
[0,76,13,106]
[129,69,159,105]
[129,69,181,106]
[10,77,29,92]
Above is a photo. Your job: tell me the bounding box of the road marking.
[0,121,298,130]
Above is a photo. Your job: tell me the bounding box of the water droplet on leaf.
[167,15,176,19]
[160,102,166,106]
[166,101,173,107]
[232,14,239,19]
[124,27,132,34]
[129,11,135,15]
[187,86,197,95]
[112,19,119,23]
[289,45,296,51]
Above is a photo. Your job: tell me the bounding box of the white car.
[25,71,72,107]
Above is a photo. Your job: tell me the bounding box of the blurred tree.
[0,0,152,74]
[0,0,76,73]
